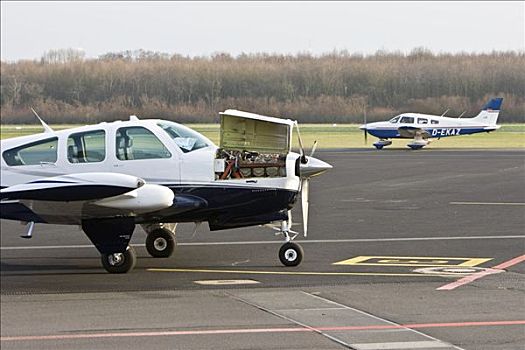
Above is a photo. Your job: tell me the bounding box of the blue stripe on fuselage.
[367,127,488,139]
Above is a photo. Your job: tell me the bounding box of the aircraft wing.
[0,172,181,224]
[398,126,431,139]
[0,173,145,201]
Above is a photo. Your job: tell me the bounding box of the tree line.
[1,48,524,124]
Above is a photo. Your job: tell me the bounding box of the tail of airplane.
[470,98,503,125]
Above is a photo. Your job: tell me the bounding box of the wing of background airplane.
[0,172,181,223]
[398,126,431,139]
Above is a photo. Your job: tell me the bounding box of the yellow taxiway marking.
[450,201,525,206]
[333,256,492,267]
[148,268,439,277]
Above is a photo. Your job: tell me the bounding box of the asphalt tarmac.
[1,149,524,350]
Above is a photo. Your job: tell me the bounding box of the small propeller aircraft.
[360,98,503,149]
[0,109,332,273]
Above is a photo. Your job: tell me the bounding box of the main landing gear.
[81,217,137,274]
[142,223,177,258]
[101,246,137,274]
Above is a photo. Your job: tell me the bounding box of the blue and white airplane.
[360,98,503,149]
[0,110,331,273]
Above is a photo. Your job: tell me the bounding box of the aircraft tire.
[279,242,303,267]
[146,228,175,258]
[101,246,137,273]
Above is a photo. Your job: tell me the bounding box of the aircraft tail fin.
[470,98,503,125]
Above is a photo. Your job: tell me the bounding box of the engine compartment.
[215,149,287,180]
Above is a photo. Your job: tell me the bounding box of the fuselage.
[0,119,306,227]
[362,113,500,139]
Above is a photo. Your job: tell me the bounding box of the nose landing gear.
[274,219,304,267]
[279,242,303,266]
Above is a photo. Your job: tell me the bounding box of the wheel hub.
[153,237,167,251]
[108,253,123,266]
[285,249,297,262]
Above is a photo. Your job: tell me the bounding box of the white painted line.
[450,201,525,206]
[274,307,348,312]
[193,279,259,286]
[303,292,465,350]
[351,340,451,349]
[1,235,523,250]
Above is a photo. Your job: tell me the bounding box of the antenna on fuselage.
[458,111,466,118]
[30,107,54,133]
[440,109,450,117]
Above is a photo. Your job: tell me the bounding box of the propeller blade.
[364,129,368,144]
[310,141,318,157]
[295,122,307,163]
[301,179,309,237]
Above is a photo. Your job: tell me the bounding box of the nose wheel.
[279,242,303,267]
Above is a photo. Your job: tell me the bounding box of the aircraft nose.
[299,156,332,178]
[359,124,367,130]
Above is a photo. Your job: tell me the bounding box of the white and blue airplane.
[360,98,503,149]
[0,110,331,273]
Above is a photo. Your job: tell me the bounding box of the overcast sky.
[1,1,524,61]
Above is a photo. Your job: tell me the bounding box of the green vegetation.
[1,50,524,124]
[2,124,523,149]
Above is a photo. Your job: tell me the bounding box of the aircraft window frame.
[417,118,429,124]
[115,126,172,161]
[399,116,415,124]
[431,120,439,124]
[389,117,400,123]
[2,137,58,166]
[157,121,212,153]
[67,130,106,164]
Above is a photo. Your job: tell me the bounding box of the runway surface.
[1,149,524,349]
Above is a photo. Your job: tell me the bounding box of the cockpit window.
[3,137,58,166]
[389,117,400,123]
[417,118,428,124]
[116,127,171,160]
[431,119,439,124]
[157,121,211,153]
[400,116,415,124]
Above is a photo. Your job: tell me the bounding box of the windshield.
[157,121,212,153]
[389,116,400,123]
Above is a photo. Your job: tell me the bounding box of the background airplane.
[0,110,331,273]
[360,97,503,149]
